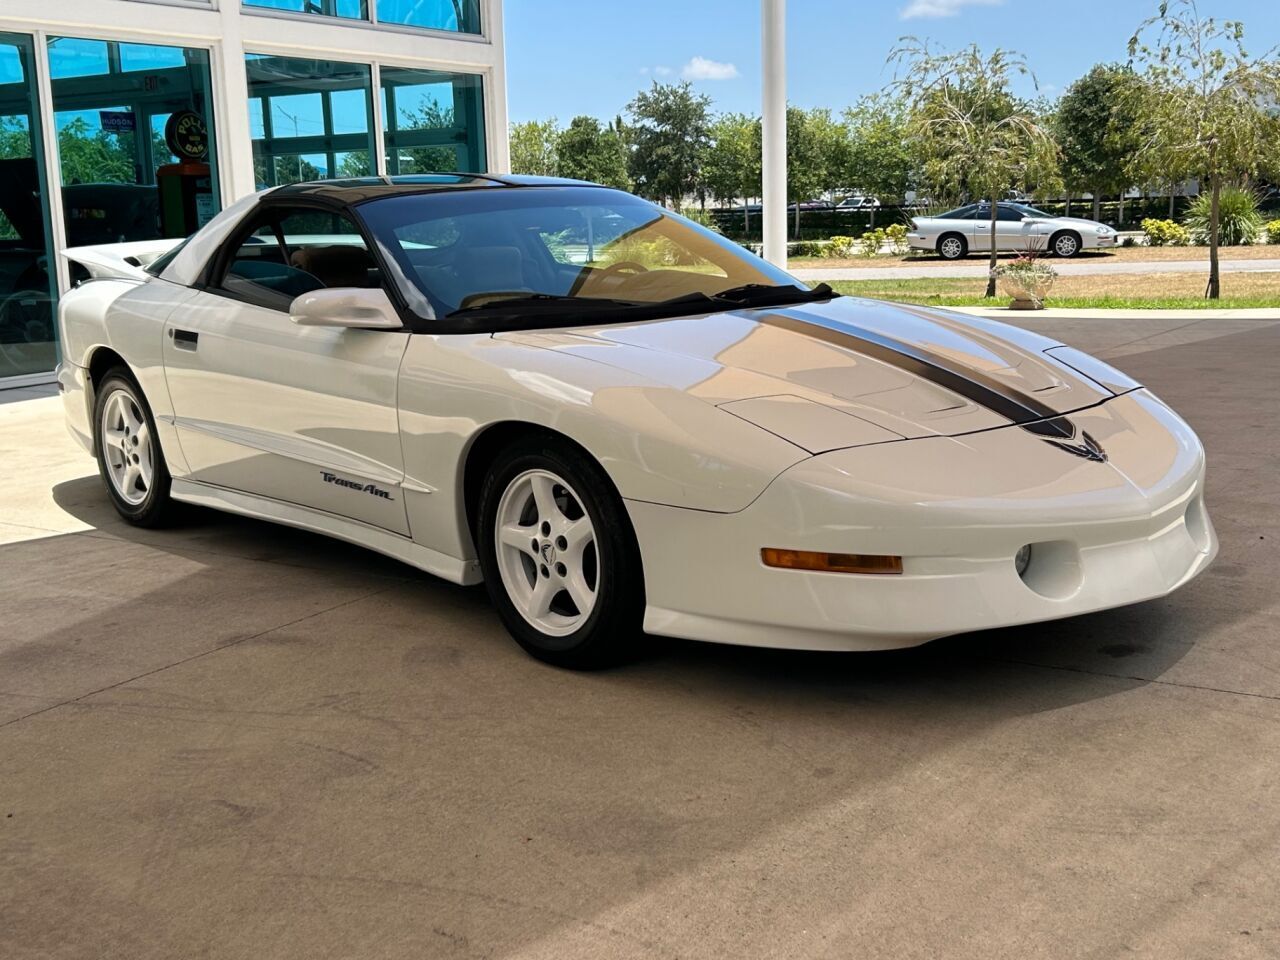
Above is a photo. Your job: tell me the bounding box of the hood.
[497,297,1123,454]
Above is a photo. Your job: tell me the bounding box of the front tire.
[92,367,175,527]
[1051,231,1082,258]
[477,437,644,668]
[937,233,968,260]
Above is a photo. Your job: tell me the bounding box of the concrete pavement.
[791,256,1280,281]
[2,313,1279,959]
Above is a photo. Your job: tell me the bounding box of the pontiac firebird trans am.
[56,175,1216,668]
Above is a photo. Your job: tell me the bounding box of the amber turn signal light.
[761,548,903,575]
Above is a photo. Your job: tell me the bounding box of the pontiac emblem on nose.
[541,542,556,564]
[1044,430,1108,463]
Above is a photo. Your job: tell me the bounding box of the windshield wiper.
[704,282,838,307]
[442,283,840,328]
[446,293,644,318]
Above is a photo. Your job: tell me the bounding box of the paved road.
[3,314,1279,959]
[792,256,1280,281]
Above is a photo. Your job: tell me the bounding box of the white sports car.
[908,201,1119,259]
[57,175,1215,667]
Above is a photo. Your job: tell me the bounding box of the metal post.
[761,0,786,268]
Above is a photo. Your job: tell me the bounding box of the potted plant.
[993,255,1057,310]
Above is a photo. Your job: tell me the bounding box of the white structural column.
[761,0,787,268]
[215,1,257,201]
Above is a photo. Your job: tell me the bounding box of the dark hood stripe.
[760,311,1077,440]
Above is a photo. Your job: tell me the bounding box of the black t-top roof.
[266,174,607,207]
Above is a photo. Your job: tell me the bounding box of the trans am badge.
[320,471,394,500]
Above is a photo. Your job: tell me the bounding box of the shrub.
[1184,186,1265,246]
[678,207,722,234]
[857,228,886,257]
[826,235,856,258]
[1141,218,1191,247]
[789,239,828,257]
[883,223,909,254]
[1268,220,1280,245]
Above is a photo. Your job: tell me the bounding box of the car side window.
[938,205,977,220]
[215,206,380,312]
[997,206,1024,222]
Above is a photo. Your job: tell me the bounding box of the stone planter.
[994,263,1057,311]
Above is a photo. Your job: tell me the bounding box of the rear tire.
[476,436,644,669]
[92,367,176,527]
[937,233,968,260]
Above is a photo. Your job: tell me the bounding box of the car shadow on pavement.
[45,473,1240,725]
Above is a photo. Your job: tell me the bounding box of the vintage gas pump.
[156,110,216,237]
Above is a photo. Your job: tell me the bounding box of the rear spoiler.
[61,239,184,281]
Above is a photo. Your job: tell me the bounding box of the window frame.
[199,197,401,321]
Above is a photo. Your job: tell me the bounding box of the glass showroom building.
[0,0,509,386]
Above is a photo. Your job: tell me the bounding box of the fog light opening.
[1015,544,1033,579]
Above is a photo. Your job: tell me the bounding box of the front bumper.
[629,390,1216,651]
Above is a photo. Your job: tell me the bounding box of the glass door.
[0,33,58,381]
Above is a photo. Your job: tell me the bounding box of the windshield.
[1010,203,1053,218]
[355,186,808,326]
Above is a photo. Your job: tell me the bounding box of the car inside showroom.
[0,0,508,386]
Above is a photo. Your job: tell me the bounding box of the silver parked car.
[907,202,1118,260]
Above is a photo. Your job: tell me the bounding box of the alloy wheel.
[494,468,599,637]
[100,387,153,506]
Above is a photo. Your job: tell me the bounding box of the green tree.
[508,118,559,176]
[395,101,462,173]
[56,117,135,184]
[785,106,842,236]
[1055,64,1145,221]
[626,81,712,207]
[0,115,30,160]
[890,40,1060,297]
[1126,0,1280,298]
[555,116,631,189]
[338,151,372,177]
[840,94,915,226]
[703,112,761,231]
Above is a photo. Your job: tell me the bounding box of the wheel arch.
[83,345,133,423]
[460,420,617,544]
[1050,229,1082,256]
[936,231,968,258]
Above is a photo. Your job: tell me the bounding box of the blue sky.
[505,0,1280,122]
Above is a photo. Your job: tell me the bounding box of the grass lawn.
[792,243,1280,270]
[823,271,1280,309]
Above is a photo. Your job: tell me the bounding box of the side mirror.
[290,287,403,330]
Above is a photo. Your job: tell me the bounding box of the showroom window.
[242,0,480,34]
[0,33,58,380]
[381,68,485,175]
[377,0,480,34]
[48,37,222,249]
[246,54,376,187]
[241,0,367,21]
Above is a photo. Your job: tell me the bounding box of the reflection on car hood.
[497,296,1120,453]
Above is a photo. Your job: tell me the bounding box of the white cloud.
[653,65,674,77]
[681,56,739,81]
[900,0,1004,19]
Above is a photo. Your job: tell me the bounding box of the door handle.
[172,328,199,351]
